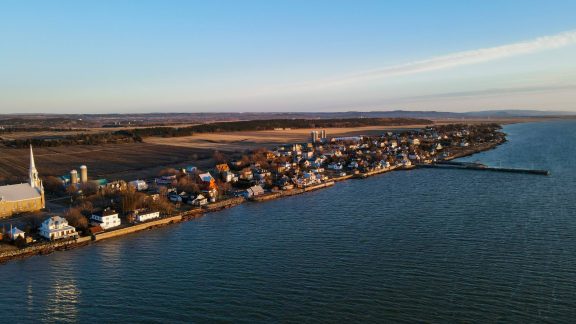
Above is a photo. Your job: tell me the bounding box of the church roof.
[0,183,42,202]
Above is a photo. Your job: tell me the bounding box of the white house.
[135,210,160,222]
[129,180,148,191]
[189,194,208,206]
[40,216,78,241]
[156,175,176,185]
[379,160,391,168]
[222,171,236,183]
[91,209,121,230]
[244,185,265,198]
[408,153,420,161]
[198,172,215,183]
[8,227,25,240]
[327,162,343,170]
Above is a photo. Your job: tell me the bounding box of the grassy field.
[143,125,434,151]
[0,124,200,140]
[1,124,425,182]
[142,119,521,151]
[0,117,543,182]
[1,125,430,181]
[0,143,214,181]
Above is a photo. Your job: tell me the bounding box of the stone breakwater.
[250,181,336,202]
[0,197,246,264]
[0,236,92,264]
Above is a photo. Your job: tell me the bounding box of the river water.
[1,121,575,323]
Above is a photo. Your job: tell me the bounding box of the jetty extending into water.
[417,161,550,176]
[0,124,540,265]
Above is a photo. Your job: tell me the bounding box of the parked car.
[168,193,182,203]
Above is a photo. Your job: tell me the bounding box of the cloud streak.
[298,30,576,89]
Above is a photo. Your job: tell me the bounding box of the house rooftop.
[198,172,214,182]
[44,215,67,224]
[95,209,118,216]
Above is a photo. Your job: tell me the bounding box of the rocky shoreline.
[0,139,506,265]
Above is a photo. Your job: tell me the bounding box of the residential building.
[134,210,160,222]
[91,209,121,230]
[215,164,230,173]
[7,227,25,240]
[198,172,217,190]
[189,193,208,206]
[39,216,78,241]
[129,180,148,191]
[244,185,265,198]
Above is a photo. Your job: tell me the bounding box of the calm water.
[1,121,575,323]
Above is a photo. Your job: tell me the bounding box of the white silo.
[311,131,319,143]
[80,165,88,184]
[70,170,78,184]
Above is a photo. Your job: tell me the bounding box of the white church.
[0,145,45,218]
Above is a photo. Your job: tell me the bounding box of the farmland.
[0,143,215,182]
[142,119,531,151]
[143,125,430,151]
[0,114,552,184]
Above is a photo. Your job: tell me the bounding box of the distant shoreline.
[0,118,524,181]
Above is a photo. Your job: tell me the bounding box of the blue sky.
[1,0,576,113]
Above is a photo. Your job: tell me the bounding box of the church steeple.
[29,145,40,189]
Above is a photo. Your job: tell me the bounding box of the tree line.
[1,132,142,148]
[1,118,432,148]
[120,118,432,137]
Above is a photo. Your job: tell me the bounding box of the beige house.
[0,146,45,218]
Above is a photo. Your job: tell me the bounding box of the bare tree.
[66,184,78,196]
[64,208,89,231]
[44,176,64,194]
[213,151,227,164]
[119,186,146,214]
[159,168,178,176]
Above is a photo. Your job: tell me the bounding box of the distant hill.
[462,110,576,117]
[1,109,574,127]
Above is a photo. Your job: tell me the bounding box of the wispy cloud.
[296,30,576,89]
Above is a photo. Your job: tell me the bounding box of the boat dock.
[417,161,550,176]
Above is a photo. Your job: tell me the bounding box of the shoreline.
[0,140,503,265]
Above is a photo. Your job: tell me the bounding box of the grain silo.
[310,131,319,143]
[80,165,88,184]
[70,170,78,185]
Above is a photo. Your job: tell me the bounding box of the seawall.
[0,236,91,264]
[0,139,507,265]
[93,215,184,241]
